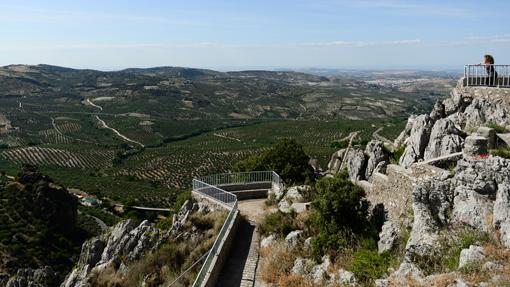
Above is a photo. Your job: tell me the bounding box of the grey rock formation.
[278,199,292,213]
[327,149,346,174]
[378,221,400,253]
[285,230,303,248]
[329,269,358,286]
[260,234,277,249]
[493,184,510,248]
[310,256,331,284]
[458,245,485,268]
[424,118,464,160]
[399,115,434,168]
[346,149,366,181]
[430,100,445,121]
[291,258,315,276]
[365,140,390,180]
[284,185,310,203]
[406,177,453,257]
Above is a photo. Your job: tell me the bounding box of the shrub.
[348,250,397,283]
[311,172,370,256]
[259,211,298,237]
[234,139,314,184]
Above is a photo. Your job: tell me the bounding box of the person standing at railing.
[480,54,498,86]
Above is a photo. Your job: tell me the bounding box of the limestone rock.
[458,245,485,268]
[291,258,315,276]
[310,256,331,285]
[285,230,303,248]
[346,149,366,181]
[424,118,464,160]
[330,269,357,286]
[399,114,434,168]
[278,199,292,213]
[365,140,390,180]
[430,100,445,121]
[493,184,510,248]
[284,185,310,203]
[260,234,277,249]
[327,149,346,174]
[378,221,400,253]
[406,178,452,257]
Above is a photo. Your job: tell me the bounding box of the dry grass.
[259,241,298,283]
[277,274,315,287]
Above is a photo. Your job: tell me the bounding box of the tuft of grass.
[486,123,508,133]
[347,249,398,283]
[390,145,406,164]
[491,148,510,159]
[259,241,298,283]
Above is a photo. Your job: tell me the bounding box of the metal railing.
[464,64,510,87]
[191,171,282,287]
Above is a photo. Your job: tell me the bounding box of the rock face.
[378,221,400,253]
[61,219,165,287]
[395,84,510,167]
[365,140,389,180]
[399,114,434,168]
[493,184,510,248]
[346,149,367,181]
[423,118,464,160]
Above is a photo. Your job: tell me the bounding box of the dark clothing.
[486,64,498,86]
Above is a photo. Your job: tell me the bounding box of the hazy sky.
[1,0,509,70]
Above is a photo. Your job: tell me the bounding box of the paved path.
[215,199,270,287]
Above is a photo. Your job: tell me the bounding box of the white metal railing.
[464,64,510,87]
[191,171,282,287]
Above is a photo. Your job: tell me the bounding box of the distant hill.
[0,64,449,121]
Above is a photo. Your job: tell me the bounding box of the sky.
[0,0,509,70]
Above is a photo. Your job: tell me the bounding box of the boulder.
[365,140,390,180]
[458,245,485,268]
[260,234,277,249]
[284,185,310,203]
[492,184,510,248]
[399,115,434,167]
[406,178,452,257]
[346,149,366,181]
[291,258,315,276]
[423,118,464,160]
[285,230,303,248]
[327,149,346,174]
[430,100,445,121]
[378,221,400,253]
[310,256,331,285]
[278,199,292,213]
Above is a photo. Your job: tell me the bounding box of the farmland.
[0,64,455,210]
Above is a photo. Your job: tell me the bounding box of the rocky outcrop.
[346,149,367,181]
[395,84,510,167]
[365,140,389,180]
[423,118,464,160]
[458,245,485,268]
[399,114,434,167]
[61,219,166,287]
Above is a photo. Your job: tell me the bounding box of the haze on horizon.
[1,0,509,71]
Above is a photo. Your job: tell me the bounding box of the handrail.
[190,170,282,287]
[464,64,510,87]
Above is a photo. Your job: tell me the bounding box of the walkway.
[215,199,270,287]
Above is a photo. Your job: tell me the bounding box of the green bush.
[234,139,314,184]
[391,145,406,164]
[348,249,397,283]
[311,172,371,256]
[259,211,298,237]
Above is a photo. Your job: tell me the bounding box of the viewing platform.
[463,64,510,88]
